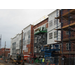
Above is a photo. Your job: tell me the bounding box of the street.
[0,60,41,65]
[0,60,15,65]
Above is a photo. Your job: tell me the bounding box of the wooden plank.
[55,40,61,42]
[55,17,60,19]
[62,22,75,29]
[63,37,75,42]
[62,52,75,54]
[62,9,75,17]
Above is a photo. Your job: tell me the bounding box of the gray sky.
[0,9,56,48]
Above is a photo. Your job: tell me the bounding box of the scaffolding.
[55,9,75,65]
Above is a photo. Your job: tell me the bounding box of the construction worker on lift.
[42,58,45,65]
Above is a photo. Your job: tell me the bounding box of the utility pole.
[21,30,23,54]
[4,41,6,60]
[21,30,24,65]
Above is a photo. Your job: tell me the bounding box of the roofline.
[23,24,34,30]
[11,33,21,39]
[34,17,48,28]
[48,9,60,16]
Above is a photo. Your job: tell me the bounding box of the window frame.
[49,32,53,39]
[54,31,57,38]
[49,20,53,27]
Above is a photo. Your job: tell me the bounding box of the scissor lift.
[41,44,60,64]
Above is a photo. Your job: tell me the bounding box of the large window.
[54,19,57,25]
[23,33,26,40]
[49,33,53,39]
[54,31,57,38]
[66,43,70,50]
[49,20,53,27]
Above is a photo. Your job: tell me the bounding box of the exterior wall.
[23,25,34,56]
[11,33,21,59]
[0,48,10,58]
[33,18,48,57]
[47,9,61,45]
[30,25,34,56]
[60,9,75,58]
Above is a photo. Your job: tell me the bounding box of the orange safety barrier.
[50,64,55,65]
[50,64,53,65]
[53,64,55,65]
[47,62,49,65]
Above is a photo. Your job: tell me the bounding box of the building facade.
[47,9,61,48]
[60,9,75,57]
[10,33,21,59]
[33,18,48,58]
[23,24,34,58]
[0,48,10,59]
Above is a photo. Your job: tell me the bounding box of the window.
[49,20,52,27]
[66,43,70,50]
[23,33,26,40]
[28,35,30,39]
[34,47,37,52]
[54,31,57,38]
[54,19,57,25]
[49,33,52,39]
[66,31,69,35]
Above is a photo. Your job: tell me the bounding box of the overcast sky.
[0,9,56,48]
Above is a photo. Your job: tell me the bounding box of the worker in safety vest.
[42,58,45,65]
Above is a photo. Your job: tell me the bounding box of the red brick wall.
[0,48,10,57]
[60,9,75,57]
[30,25,34,56]
[23,25,34,56]
[33,18,48,29]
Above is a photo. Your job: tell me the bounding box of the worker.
[42,58,45,65]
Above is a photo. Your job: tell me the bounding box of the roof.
[33,16,48,26]
[33,17,48,28]
[23,24,34,30]
[48,9,60,16]
[11,33,21,39]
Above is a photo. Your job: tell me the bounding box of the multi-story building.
[33,17,48,58]
[47,9,61,48]
[56,9,75,64]
[23,24,34,58]
[0,48,10,59]
[10,33,21,59]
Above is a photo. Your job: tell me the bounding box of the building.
[0,48,10,59]
[10,33,21,59]
[23,24,34,58]
[47,9,61,49]
[33,17,48,58]
[56,9,75,64]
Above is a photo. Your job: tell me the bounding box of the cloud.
[0,9,55,48]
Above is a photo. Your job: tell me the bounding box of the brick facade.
[0,48,10,58]
[60,9,75,57]
[23,25,34,57]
